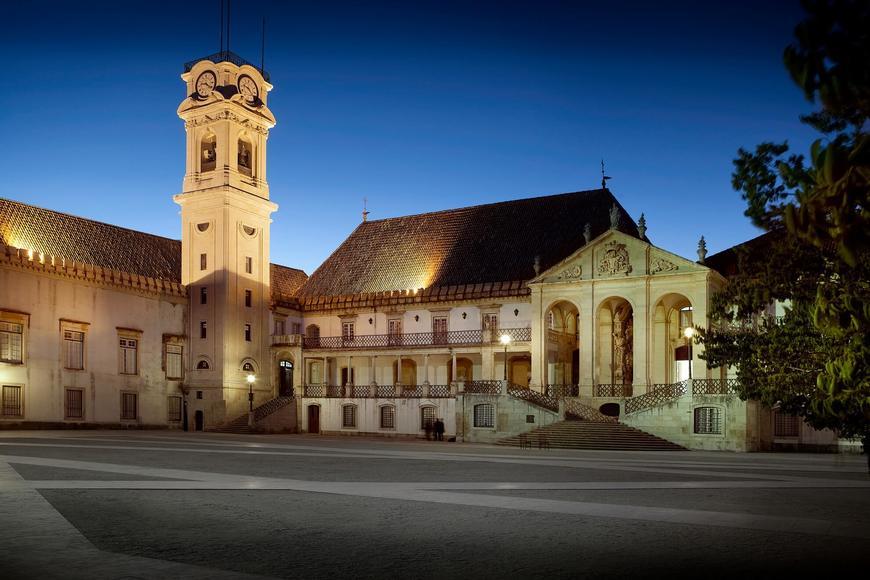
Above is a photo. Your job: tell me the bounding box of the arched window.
[693,406,722,434]
[196,359,210,370]
[242,361,255,372]
[342,404,357,428]
[201,131,216,172]
[380,405,396,429]
[473,404,494,428]
[238,134,253,177]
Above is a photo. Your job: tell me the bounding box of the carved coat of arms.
[597,241,632,277]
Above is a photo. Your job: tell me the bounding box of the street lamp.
[500,333,512,381]
[246,373,256,412]
[683,327,695,380]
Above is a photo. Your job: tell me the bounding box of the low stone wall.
[457,393,560,444]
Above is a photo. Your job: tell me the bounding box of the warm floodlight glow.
[500,333,512,345]
[683,327,696,339]
[246,374,256,384]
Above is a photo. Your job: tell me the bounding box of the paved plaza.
[0,431,868,579]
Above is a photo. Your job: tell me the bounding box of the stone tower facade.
[174,54,278,425]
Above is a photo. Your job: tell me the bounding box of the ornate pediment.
[650,256,678,274]
[597,241,632,277]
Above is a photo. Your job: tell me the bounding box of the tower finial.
[601,159,611,189]
[638,213,647,239]
[609,203,620,230]
[583,222,592,244]
[697,235,707,263]
[362,197,370,223]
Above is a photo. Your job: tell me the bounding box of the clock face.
[195,71,216,98]
[238,75,259,101]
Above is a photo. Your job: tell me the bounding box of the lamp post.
[683,327,695,380]
[500,333,512,381]
[246,373,256,412]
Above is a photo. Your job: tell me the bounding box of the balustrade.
[594,384,633,397]
[302,327,531,350]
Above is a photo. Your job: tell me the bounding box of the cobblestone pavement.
[1,430,868,579]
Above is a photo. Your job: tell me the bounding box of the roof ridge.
[0,196,181,244]
[361,188,612,225]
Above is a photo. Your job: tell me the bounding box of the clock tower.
[173,53,278,426]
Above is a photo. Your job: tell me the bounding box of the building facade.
[0,52,852,451]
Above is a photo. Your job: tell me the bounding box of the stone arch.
[393,359,417,385]
[195,356,212,370]
[448,357,474,383]
[651,293,693,384]
[240,358,259,374]
[544,300,580,386]
[237,132,254,177]
[200,130,216,172]
[596,296,634,388]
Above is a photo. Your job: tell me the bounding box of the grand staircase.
[497,419,686,451]
[209,395,294,434]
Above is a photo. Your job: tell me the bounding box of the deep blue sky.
[0,0,814,274]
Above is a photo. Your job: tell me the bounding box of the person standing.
[424,417,433,441]
[435,418,445,441]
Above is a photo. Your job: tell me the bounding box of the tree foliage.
[699,0,869,445]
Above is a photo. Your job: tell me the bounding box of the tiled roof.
[298,188,640,297]
[705,231,777,277]
[0,198,307,299]
[0,198,182,282]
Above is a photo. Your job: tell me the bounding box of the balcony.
[302,327,531,351]
[271,334,302,347]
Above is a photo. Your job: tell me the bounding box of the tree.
[699,0,869,467]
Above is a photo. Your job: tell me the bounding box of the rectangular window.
[167,396,182,422]
[245,289,252,307]
[119,338,138,375]
[432,316,448,344]
[200,287,207,305]
[244,324,252,342]
[63,330,85,370]
[200,253,207,270]
[388,319,402,346]
[483,313,498,340]
[380,406,395,429]
[0,321,24,364]
[421,406,435,430]
[342,405,356,428]
[291,322,301,335]
[121,392,138,420]
[200,321,207,339]
[65,388,84,419]
[165,344,183,379]
[245,256,253,274]
[693,407,722,434]
[2,385,22,417]
[342,322,355,341]
[473,403,495,428]
[275,319,286,335]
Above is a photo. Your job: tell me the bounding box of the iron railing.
[302,327,531,350]
[507,384,559,412]
[692,378,739,395]
[271,334,302,347]
[544,384,580,397]
[302,384,454,399]
[594,384,633,397]
[183,51,271,81]
[624,381,688,415]
[463,380,503,394]
[563,398,617,423]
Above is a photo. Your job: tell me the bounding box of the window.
[165,344,183,379]
[342,404,357,428]
[200,287,207,305]
[200,253,207,270]
[196,222,210,233]
[196,390,203,399]
[774,411,800,437]
[432,316,448,344]
[167,396,182,422]
[63,330,85,370]
[245,324,252,342]
[242,361,255,372]
[201,132,216,172]
[342,322,355,342]
[245,289,252,307]
[0,321,23,364]
[306,324,320,348]
[547,310,555,330]
[2,385,22,417]
[291,322,301,335]
[245,256,253,274]
[388,319,402,346]
[238,136,253,176]
[196,359,210,370]
[693,407,722,434]
[119,338,138,375]
[483,313,498,340]
[121,392,138,420]
[421,406,435,430]
[65,389,84,419]
[473,403,494,428]
[275,319,285,335]
[380,405,395,429]
[200,321,207,339]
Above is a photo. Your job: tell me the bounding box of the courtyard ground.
[0,430,868,579]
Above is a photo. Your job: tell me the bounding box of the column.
[322,356,327,387]
[423,353,430,386]
[369,355,377,386]
[396,353,402,386]
[451,350,457,383]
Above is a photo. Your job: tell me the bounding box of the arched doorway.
[393,359,417,385]
[651,294,693,383]
[545,301,580,386]
[279,359,294,396]
[194,410,204,431]
[307,405,320,433]
[597,297,634,387]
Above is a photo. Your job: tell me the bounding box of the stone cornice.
[0,244,187,299]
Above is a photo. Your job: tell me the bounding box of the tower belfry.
[173,52,278,425]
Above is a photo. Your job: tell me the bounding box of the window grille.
[0,321,23,363]
[121,392,138,420]
[693,406,722,434]
[473,403,495,428]
[165,344,183,379]
[119,338,138,375]
[65,389,84,419]
[421,406,435,429]
[774,412,800,437]
[2,385,22,417]
[167,396,182,422]
[380,405,395,429]
[342,322,355,341]
[196,359,210,370]
[64,330,85,370]
[342,405,356,428]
